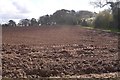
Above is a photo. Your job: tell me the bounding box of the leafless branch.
[90,1,107,8]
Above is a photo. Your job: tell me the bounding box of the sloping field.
[2,25,120,78]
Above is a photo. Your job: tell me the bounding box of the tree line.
[1,9,95,27]
[1,1,120,31]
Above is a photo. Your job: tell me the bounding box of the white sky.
[0,0,109,24]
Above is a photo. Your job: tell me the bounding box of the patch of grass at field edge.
[79,26,120,33]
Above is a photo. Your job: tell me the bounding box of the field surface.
[2,26,120,78]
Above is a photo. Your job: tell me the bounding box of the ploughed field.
[2,26,120,78]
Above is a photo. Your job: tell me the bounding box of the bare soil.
[2,25,120,78]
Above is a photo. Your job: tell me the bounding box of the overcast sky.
[0,0,109,24]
